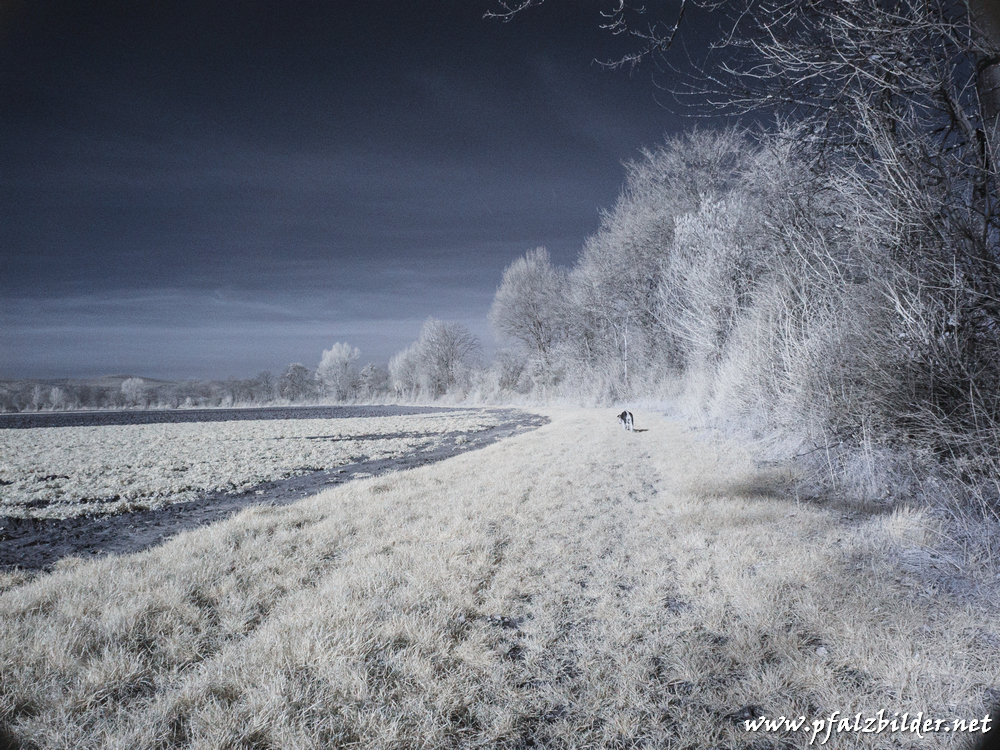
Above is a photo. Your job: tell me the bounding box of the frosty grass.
[0,410,505,520]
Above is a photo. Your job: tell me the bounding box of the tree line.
[477,0,1000,504]
[0,317,483,411]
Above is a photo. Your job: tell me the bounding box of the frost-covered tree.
[121,378,146,408]
[31,385,45,411]
[554,129,752,395]
[414,318,480,398]
[316,342,359,402]
[251,371,275,403]
[278,363,316,403]
[48,387,67,410]
[389,344,420,400]
[489,247,568,358]
[357,363,390,400]
[389,318,481,400]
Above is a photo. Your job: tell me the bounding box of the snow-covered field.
[0,409,508,519]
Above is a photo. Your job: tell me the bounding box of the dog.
[617,410,634,432]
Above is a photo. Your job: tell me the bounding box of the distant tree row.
[0,373,277,412]
[2,319,495,412]
[0,354,395,413]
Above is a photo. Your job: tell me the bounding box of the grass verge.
[1,409,996,748]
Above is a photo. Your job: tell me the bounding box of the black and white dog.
[617,410,635,432]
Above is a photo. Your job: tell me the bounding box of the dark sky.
[1,0,717,380]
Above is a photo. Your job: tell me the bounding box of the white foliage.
[317,342,360,402]
[121,378,146,407]
[489,247,568,357]
[389,319,480,400]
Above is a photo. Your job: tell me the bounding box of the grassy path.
[1,408,997,748]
